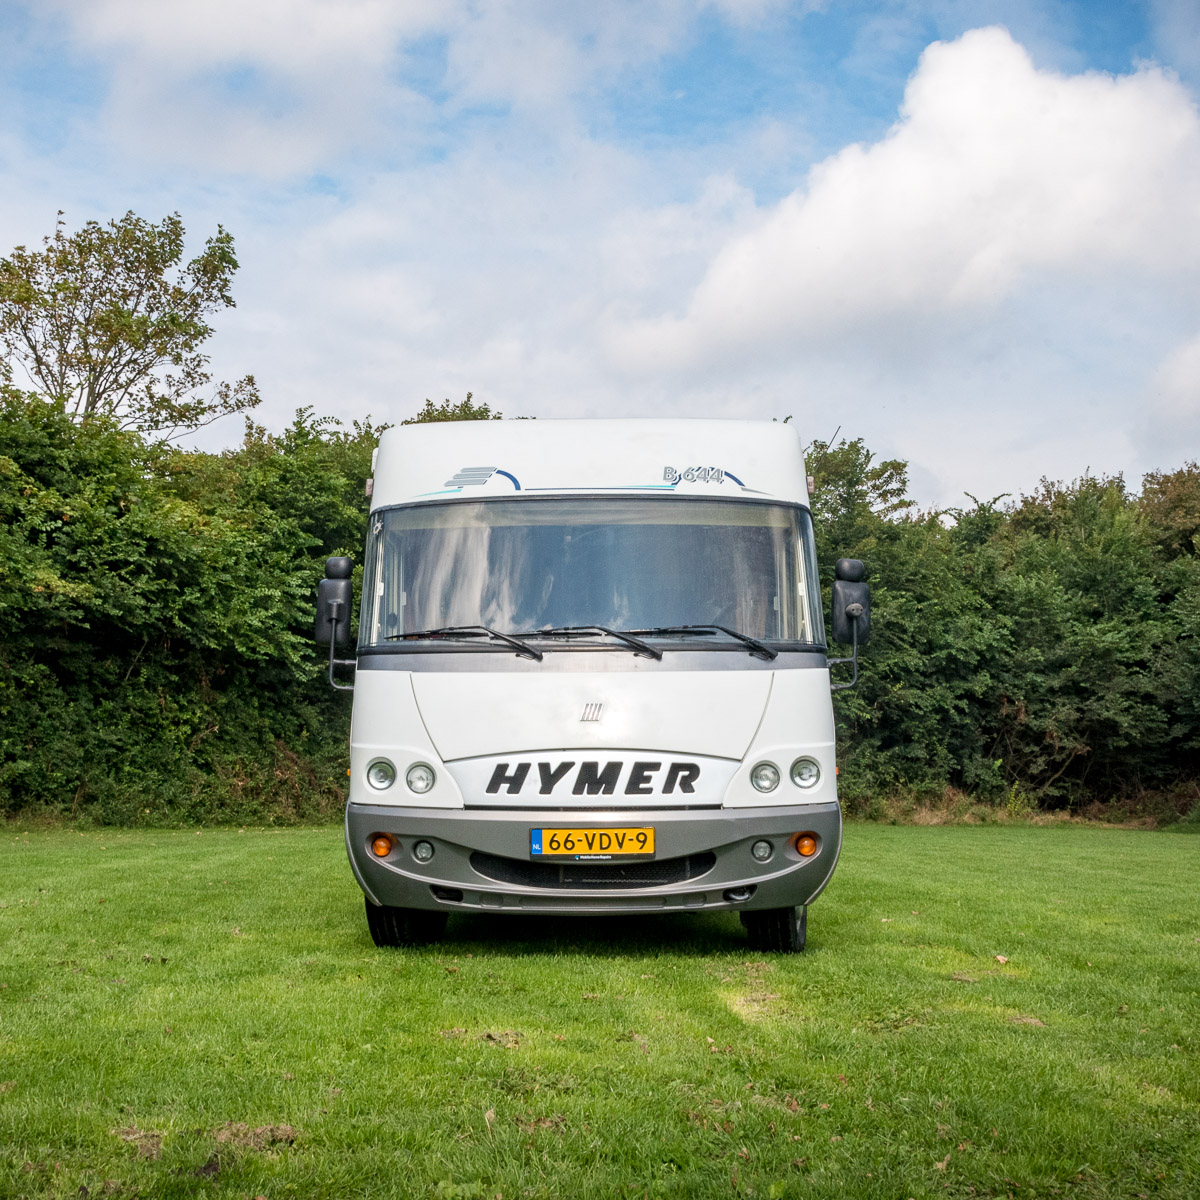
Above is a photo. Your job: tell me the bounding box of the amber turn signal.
[370,834,394,858]
[796,834,818,857]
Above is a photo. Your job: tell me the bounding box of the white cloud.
[54,0,441,73]
[38,0,445,173]
[608,26,1200,370]
[36,0,800,171]
[172,27,1200,505]
[5,12,1200,508]
[1149,0,1200,82]
[1141,331,1200,456]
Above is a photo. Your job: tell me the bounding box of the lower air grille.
[468,850,716,890]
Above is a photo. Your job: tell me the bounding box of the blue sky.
[1,0,1198,504]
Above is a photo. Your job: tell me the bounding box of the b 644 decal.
[663,466,724,484]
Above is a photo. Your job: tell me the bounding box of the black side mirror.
[315,557,353,648]
[831,558,871,645]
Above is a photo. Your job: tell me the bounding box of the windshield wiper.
[512,625,663,661]
[386,625,543,661]
[625,625,778,662]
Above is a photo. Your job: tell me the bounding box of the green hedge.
[0,392,374,823]
[1,393,1196,824]
[809,440,1200,815]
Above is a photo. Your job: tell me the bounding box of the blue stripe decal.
[413,482,767,497]
[524,485,680,492]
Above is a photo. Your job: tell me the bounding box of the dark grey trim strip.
[355,649,829,673]
[350,799,841,824]
[463,803,724,812]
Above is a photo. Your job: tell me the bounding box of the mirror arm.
[829,606,862,693]
[325,599,357,692]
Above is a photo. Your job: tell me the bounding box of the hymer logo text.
[485,761,700,796]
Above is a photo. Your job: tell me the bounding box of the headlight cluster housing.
[365,759,437,794]
[405,763,436,794]
[750,762,780,792]
[790,757,820,789]
[750,756,822,793]
[367,760,396,790]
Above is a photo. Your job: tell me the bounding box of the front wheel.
[365,898,448,947]
[741,905,807,953]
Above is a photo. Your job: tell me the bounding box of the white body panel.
[370,418,810,508]
[349,666,838,811]
[410,670,770,760]
[722,667,838,808]
[350,670,465,809]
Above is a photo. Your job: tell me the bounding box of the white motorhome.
[316,419,869,953]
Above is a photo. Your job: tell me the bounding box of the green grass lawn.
[1,824,1197,1199]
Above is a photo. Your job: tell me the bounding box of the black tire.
[365,897,448,947]
[741,905,807,953]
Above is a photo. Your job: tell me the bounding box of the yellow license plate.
[530,827,655,859]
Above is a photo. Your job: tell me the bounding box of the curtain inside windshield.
[360,498,823,648]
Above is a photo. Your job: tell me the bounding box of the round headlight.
[750,762,780,793]
[790,757,821,789]
[405,763,436,794]
[413,840,435,862]
[751,839,773,862]
[367,760,396,790]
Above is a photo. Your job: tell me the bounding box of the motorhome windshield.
[359,497,824,651]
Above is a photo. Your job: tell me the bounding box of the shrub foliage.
[811,440,1200,816]
[0,392,1196,824]
[0,391,373,823]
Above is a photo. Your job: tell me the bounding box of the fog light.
[370,834,394,858]
[413,840,435,863]
[790,757,821,789]
[367,760,396,790]
[796,834,818,857]
[406,763,436,794]
[751,839,773,862]
[750,762,780,792]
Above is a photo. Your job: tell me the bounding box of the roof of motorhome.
[371,418,810,509]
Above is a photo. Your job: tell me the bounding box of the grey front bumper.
[346,801,842,916]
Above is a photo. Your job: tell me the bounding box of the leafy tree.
[988,477,1170,799]
[806,437,913,575]
[1140,461,1200,557]
[0,211,259,438]
[402,392,500,424]
[0,389,365,823]
[805,442,1199,813]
